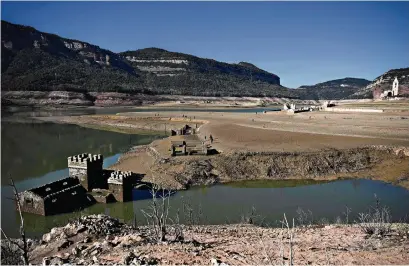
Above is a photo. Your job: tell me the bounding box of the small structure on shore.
[321,101,335,109]
[374,77,400,99]
[18,153,148,216]
[284,103,312,114]
[170,125,195,136]
[170,140,209,156]
[171,141,187,156]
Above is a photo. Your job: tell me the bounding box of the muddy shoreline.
[34,111,409,191]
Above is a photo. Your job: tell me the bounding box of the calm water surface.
[1,121,165,237]
[2,106,282,121]
[1,109,409,238]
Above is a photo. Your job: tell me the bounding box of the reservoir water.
[1,109,409,238]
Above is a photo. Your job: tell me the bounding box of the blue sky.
[2,1,409,88]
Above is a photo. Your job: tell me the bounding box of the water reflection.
[1,122,165,184]
[3,179,409,238]
[1,121,166,237]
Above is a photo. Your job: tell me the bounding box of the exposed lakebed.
[1,108,409,238]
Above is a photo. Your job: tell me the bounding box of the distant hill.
[296,78,371,100]
[349,68,409,99]
[1,20,296,99]
[2,20,406,105]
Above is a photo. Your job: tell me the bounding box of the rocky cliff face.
[1,20,294,106]
[120,48,280,85]
[350,68,409,99]
[1,21,135,74]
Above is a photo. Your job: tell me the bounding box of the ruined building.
[68,153,105,191]
[374,77,400,98]
[107,171,140,202]
[17,177,93,216]
[170,140,209,156]
[18,153,147,216]
[373,77,409,99]
[170,125,195,136]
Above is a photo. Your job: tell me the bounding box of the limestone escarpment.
[1,20,294,104]
[120,48,280,85]
[0,91,158,107]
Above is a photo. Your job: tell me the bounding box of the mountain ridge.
[295,77,371,100]
[2,20,407,105]
[2,20,293,99]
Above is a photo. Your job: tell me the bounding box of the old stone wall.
[108,183,124,202]
[18,177,92,216]
[43,185,92,216]
[107,171,137,202]
[18,191,45,216]
[31,177,80,198]
[324,107,383,113]
[373,87,383,99]
[398,85,409,97]
[68,153,104,191]
[91,189,116,204]
[87,159,105,190]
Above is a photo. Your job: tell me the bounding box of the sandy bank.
[35,108,409,190]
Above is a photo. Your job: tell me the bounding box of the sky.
[1,1,409,88]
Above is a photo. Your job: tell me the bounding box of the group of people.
[204,134,214,144]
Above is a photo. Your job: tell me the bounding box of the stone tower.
[68,153,104,191]
[107,171,138,202]
[392,77,399,96]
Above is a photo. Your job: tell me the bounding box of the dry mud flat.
[38,108,409,190]
[13,215,409,265]
[41,109,409,152]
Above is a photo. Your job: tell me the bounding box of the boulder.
[122,251,136,265]
[42,233,52,243]
[72,246,81,257]
[57,239,73,251]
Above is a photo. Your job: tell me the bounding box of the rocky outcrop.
[120,48,281,85]
[1,91,94,106]
[2,214,409,265]
[2,20,295,102]
[212,147,397,181]
[149,145,409,190]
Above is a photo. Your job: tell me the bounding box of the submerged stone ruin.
[18,153,149,216]
[17,177,93,216]
[108,171,141,202]
[170,124,196,136]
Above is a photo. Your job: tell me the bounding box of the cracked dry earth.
[16,215,409,265]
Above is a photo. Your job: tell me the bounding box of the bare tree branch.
[0,177,29,265]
